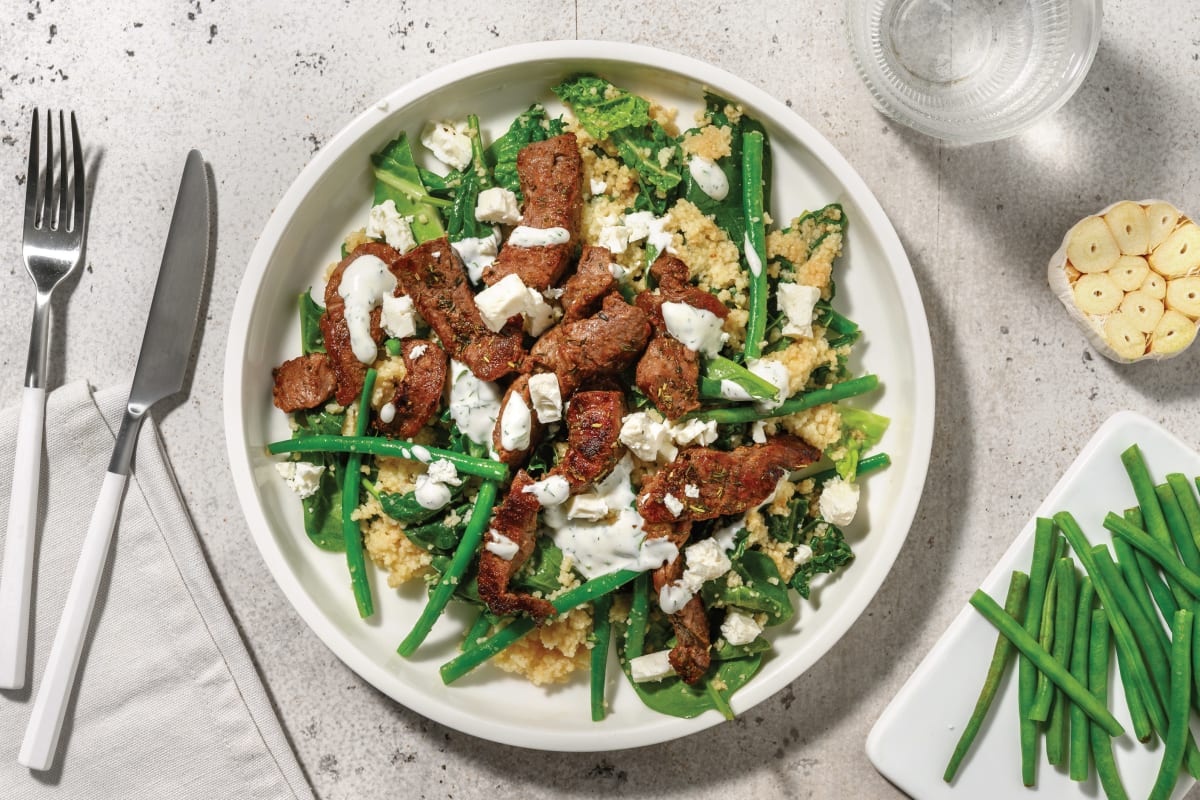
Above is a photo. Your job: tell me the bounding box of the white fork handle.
[20,470,127,772]
[0,386,47,690]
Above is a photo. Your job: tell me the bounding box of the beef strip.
[492,374,542,465]
[389,237,524,382]
[636,334,700,420]
[634,252,730,326]
[477,390,626,622]
[637,435,822,523]
[644,521,712,684]
[272,352,337,412]
[483,134,582,291]
[560,246,615,323]
[373,339,447,439]
[526,294,652,397]
[321,242,399,405]
[475,470,557,621]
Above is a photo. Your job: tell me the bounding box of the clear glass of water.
[846,0,1103,143]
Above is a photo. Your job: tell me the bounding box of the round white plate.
[224,40,935,751]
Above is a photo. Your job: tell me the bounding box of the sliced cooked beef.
[635,252,730,329]
[637,435,822,523]
[476,471,557,621]
[645,521,711,684]
[492,374,542,465]
[374,340,447,439]
[636,333,700,420]
[526,294,652,397]
[553,390,625,490]
[483,134,583,291]
[560,246,614,323]
[272,352,337,412]
[389,237,524,382]
[321,242,400,405]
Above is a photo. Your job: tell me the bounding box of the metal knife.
[19,150,211,771]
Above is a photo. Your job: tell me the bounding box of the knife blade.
[19,150,211,771]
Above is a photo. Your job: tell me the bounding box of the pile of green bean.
[945,444,1200,799]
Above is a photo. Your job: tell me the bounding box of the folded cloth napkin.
[0,381,312,799]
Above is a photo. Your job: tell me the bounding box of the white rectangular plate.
[867,410,1200,799]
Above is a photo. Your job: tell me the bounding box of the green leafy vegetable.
[446,114,494,243]
[698,355,780,402]
[486,104,566,200]
[790,523,855,600]
[617,631,763,720]
[833,405,890,481]
[290,409,346,551]
[705,550,794,625]
[298,292,325,354]
[552,75,651,137]
[512,540,565,596]
[371,133,448,242]
[766,493,809,545]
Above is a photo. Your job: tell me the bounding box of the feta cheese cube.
[566,493,609,521]
[663,493,684,517]
[420,120,472,170]
[590,178,607,195]
[619,412,676,463]
[522,289,556,337]
[819,476,861,527]
[474,273,531,332]
[684,483,700,498]
[629,650,676,683]
[475,187,522,225]
[658,582,692,615]
[671,417,718,448]
[792,543,814,565]
[721,609,763,646]
[778,282,822,339]
[528,372,563,423]
[366,199,417,253]
[597,224,630,254]
[275,461,325,499]
[682,537,732,591]
[380,294,417,339]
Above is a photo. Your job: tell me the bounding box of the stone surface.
[1,1,1199,798]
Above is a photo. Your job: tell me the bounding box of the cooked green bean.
[397,480,499,657]
[269,435,510,481]
[804,452,890,486]
[342,368,377,618]
[1032,558,1076,722]
[1112,522,1171,657]
[1088,610,1129,800]
[688,374,879,424]
[1019,519,1057,785]
[943,570,1029,783]
[1045,560,1078,765]
[1068,576,1094,781]
[1169,473,1200,552]
[1104,513,1200,598]
[1115,641,1153,744]
[626,572,650,660]
[1122,444,1193,609]
[590,594,613,722]
[1150,609,1194,800]
[440,569,640,684]
[968,589,1123,737]
[461,609,495,652]
[1092,547,1172,711]
[742,130,767,360]
[1158,482,1200,573]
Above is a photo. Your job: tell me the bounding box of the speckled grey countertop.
[2,2,1200,798]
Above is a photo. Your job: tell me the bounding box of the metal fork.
[0,110,86,691]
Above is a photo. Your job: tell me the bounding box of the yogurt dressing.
[499,392,532,452]
[662,301,726,357]
[688,156,729,201]
[507,226,570,248]
[447,359,503,447]
[451,228,501,284]
[337,255,396,364]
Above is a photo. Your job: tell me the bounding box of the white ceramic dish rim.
[223,39,936,751]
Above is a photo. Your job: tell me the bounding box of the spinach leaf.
[376,487,460,525]
[371,133,448,242]
[790,523,855,599]
[705,550,794,625]
[300,462,344,551]
[402,518,463,552]
[512,540,565,596]
[293,409,343,437]
[712,635,771,661]
[298,292,326,354]
[487,104,565,200]
[446,115,495,244]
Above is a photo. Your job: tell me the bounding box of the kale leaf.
[790,523,855,600]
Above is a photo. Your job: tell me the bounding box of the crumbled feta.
[792,543,814,565]
[671,417,719,448]
[608,262,627,280]
[499,392,532,452]
[681,537,732,591]
[474,273,531,332]
[366,200,417,253]
[662,301,727,357]
[522,475,571,507]
[275,461,324,499]
[597,224,630,254]
[750,420,768,444]
[629,650,676,683]
[420,120,472,170]
[721,609,764,646]
[485,530,520,561]
[663,493,684,517]
[778,282,822,339]
[565,493,610,521]
[819,477,861,527]
[683,484,700,499]
[619,412,676,463]
[380,294,417,340]
[658,582,692,615]
[522,290,556,336]
[507,226,570,248]
[527,372,563,423]
[414,459,462,510]
[624,211,674,255]
[451,228,501,285]
[475,187,522,225]
[590,178,607,195]
[543,286,565,300]
[408,343,428,360]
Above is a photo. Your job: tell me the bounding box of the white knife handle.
[0,386,47,690]
[20,470,128,771]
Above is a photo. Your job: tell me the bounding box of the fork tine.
[70,112,84,235]
[24,110,39,230]
[40,110,53,229]
[55,111,67,230]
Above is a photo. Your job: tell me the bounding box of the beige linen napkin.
[0,381,312,799]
